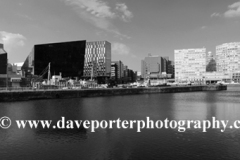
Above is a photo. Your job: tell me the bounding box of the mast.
[48,62,51,85]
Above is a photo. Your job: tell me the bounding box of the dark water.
[1,86,240,160]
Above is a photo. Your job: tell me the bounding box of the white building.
[216,42,240,73]
[203,72,232,84]
[174,48,206,82]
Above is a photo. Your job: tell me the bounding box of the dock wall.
[0,85,227,102]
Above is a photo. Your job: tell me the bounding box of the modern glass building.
[0,44,7,74]
[0,44,8,87]
[83,41,111,83]
[22,40,86,79]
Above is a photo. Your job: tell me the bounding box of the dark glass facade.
[111,62,117,80]
[0,49,7,74]
[22,40,86,78]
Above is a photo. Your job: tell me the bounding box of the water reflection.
[1,87,240,159]
[172,92,209,120]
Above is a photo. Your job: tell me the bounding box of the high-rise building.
[127,69,135,82]
[164,56,175,78]
[83,41,111,83]
[112,61,124,79]
[0,44,7,75]
[110,61,136,84]
[174,48,206,82]
[111,60,125,83]
[111,62,118,81]
[124,65,128,78]
[141,54,169,79]
[216,42,240,73]
[170,61,175,78]
[141,60,147,79]
[22,40,86,79]
[0,44,8,87]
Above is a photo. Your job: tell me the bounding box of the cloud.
[63,0,132,39]
[211,12,221,17]
[201,26,207,30]
[224,1,240,18]
[64,0,116,18]
[0,31,26,51]
[112,42,130,55]
[116,3,133,22]
[17,13,33,21]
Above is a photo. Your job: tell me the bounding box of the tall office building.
[83,41,111,83]
[111,62,118,80]
[164,57,175,78]
[141,60,147,79]
[22,40,86,78]
[0,44,8,87]
[174,48,206,81]
[0,44,7,74]
[112,61,124,79]
[111,60,124,83]
[141,54,169,79]
[216,42,240,73]
[124,65,128,78]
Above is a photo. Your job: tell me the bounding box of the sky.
[0,0,240,71]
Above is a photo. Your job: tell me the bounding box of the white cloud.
[224,1,240,18]
[211,12,221,17]
[116,3,133,22]
[64,0,116,18]
[63,0,132,39]
[112,42,130,55]
[17,13,33,21]
[0,31,26,51]
[201,26,207,30]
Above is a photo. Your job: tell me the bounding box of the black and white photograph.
[1,0,240,159]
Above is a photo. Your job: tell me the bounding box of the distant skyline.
[0,0,240,71]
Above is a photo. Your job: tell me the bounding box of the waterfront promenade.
[0,85,227,102]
